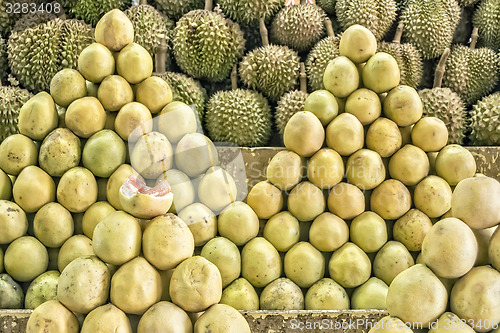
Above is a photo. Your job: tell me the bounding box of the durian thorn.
[433,48,450,89]
[393,22,404,44]
[231,65,238,90]
[259,16,269,47]
[205,0,213,11]
[324,18,335,37]
[299,63,307,93]
[154,35,167,74]
[470,27,479,50]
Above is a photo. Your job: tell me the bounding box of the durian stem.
[470,27,479,49]
[205,0,213,11]
[231,65,238,90]
[154,35,167,74]
[324,18,335,37]
[393,22,403,44]
[299,63,307,93]
[433,48,450,89]
[259,16,270,47]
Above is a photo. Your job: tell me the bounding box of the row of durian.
[0,0,499,147]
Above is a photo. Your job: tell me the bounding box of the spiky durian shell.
[401,0,461,59]
[151,0,204,21]
[125,5,170,56]
[458,0,480,6]
[305,35,341,91]
[8,19,93,92]
[12,11,58,33]
[442,44,499,105]
[62,0,128,26]
[473,0,500,52]
[419,87,467,144]
[155,71,208,120]
[270,4,326,53]
[316,0,336,15]
[206,89,272,147]
[469,92,500,145]
[275,90,309,135]
[239,45,300,101]
[218,0,283,25]
[0,1,17,36]
[335,0,397,40]
[0,86,33,141]
[173,10,245,82]
[377,41,423,88]
[0,37,6,83]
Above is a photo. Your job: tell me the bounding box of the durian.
[401,0,461,59]
[8,19,93,92]
[218,0,283,25]
[0,37,6,83]
[443,28,500,105]
[473,0,500,51]
[457,0,480,6]
[316,0,336,15]
[0,1,17,36]
[305,19,341,91]
[335,0,398,40]
[172,9,245,82]
[419,49,467,144]
[155,71,208,120]
[0,85,33,141]
[12,11,58,33]
[469,92,500,145]
[206,68,272,147]
[62,0,130,26]
[377,22,423,88]
[150,0,204,21]
[270,3,326,53]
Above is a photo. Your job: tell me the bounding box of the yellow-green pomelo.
[81,303,132,333]
[327,182,365,219]
[201,237,241,288]
[158,101,197,143]
[266,150,304,191]
[0,200,27,244]
[304,90,338,126]
[373,241,414,285]
[143,213,194,270]
[428,312,476,333]
[198,166,237,212]
[170,256,222,313]
[383,85,422,126]
[136,77,173,114]
[323,56,359,98]
[450,266,500,332]
[387,264,448,327]
[368,316,414,333]
[114,102,153,142]
[346,149,385,190]
[157,169,195,213]
[57,235,94,272]
[309,212,349,252]
[389,144,429,186]
[106,164,138,210]
[287,181,325,222]
[57,167,97,213]
[345,88,382,125]
[414,175,452,218]
[362,52,400,93]
[137,301,192,333]
[193,304,250,333]
[422,218,478,279]
[0,169,12,200]
[411,117,448,152]
[33,202,73,248]
[131,131,173,179]
[326,113,364,156]
[370,179,411,220]
[13,165,55,213]
[0,134,38,176]
[490,227,500,270]
[116,43,153,84]
[351,277,388,310]
[178,203,217,246]
[220,277,259,310]
[308,148,344,189]
[263,211,300,252]
[0,273,23,308]
[49,69,87,108]
[26,300,79,333]
[284,111,325,157]
[82,129,126,178]
[4,236,48,282]
[39,128,81,177]
[65,97,106,138]
[95,9,134,52]
[217,201,259,246]
[284,241,324,288]
[18,92,58,140]
[350,211,387,253]
[78,43,115,83]
[82,201,115,239]
[329,242,371,288]
[241,237,281,288]
[260,278,304,310]
[174,133,219,178]
[97,75,134,111]
[435,144,476,186]
[339,24,377,63]
[246,181,283,219]
[473,226,496,266]
[366,117,402,157]
[92,210,141,265]
[393,209,432,251]
[24,270,60,309]
[305,278,349,310]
